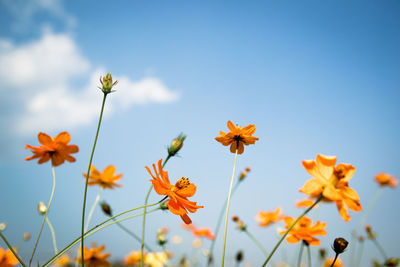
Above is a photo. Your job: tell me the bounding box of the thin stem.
[306,243,311,267]
[262,194,323,267]
[297,241,304,267]
[29,166,56,267]
[372,238,388,261]
[140,155,171,267]
[85,188,103,232]
[45,217,58,254]
[43,207,160,267]
[0,232,27,267]
[207,181,240,266]
[355,241,364,267]
[112,218,154,252]
[80,93,107,267]
[221,148,239,267]
[330,253,339,267]
[244,230,268,257]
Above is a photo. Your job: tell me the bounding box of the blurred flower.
[215,121,259,154]
[232,216,246,231]
[365,224,376,239]
[99,72,118,94]
[192,238,202,249]
[333,237,348,254]
[384,258,400,266]
[157,227,168,246]
[145,252,168,267]
[374,173,398,188]
[167,133,186,157]
[100,201,112,217]
[25,132,79,167]
[239,167,251,181]
[182,224,215,240]
[146,159,203,224]
[53,254,70,266]
[23,232,31,241]
[319,248,326,259]
[0,247,19,267]
[37,202,47,215]
[296,198,317,209]
[124,250,145,266]
[83,165,122,190]
[171,235,183,244]
[255,207,284,227]
[0,223,6,231]
[76,244,110,267]
[235,250,244,263]
[281,216,326,246]
[323,257,343,267]
[299,154,362,222]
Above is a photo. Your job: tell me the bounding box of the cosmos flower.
[182,224,215,240]
[53,254,70,266]
[255,207,284,227]
[83,165,122,189]
[76,244,110,267]
[124,250,145,266]
[0,247,19,267]
[215,121,259,154]
[146,159,203,224]
[25,132,79,167]
[299,154,362,222]
[281,216,327,246]
[374,173,398,188]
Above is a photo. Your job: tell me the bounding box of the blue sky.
[0,0,399,266]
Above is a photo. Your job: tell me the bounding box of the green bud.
[99,72,118,94]
[168,133,186,157]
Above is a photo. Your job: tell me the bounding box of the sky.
[0,0,399,266]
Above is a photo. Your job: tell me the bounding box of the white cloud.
[0,31,180,135]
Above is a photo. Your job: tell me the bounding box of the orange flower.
[323,257,343,267]
[281,216,327,246]
[374,173,398,188]
[215,121,259,154]
[146,159,203,224]
[53,254,70,266]
[83,165,122,189]
[25,132,79,167]
[182,224,215,240]
[124,250,145,266]
[76,244,110,267]
[299,154,362,222]
[295,198,316,209]
[255,207,284,227]
[0,247,19,267]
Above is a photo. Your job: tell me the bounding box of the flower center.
[333,165,346,180]
[233,135,243,142]
[172,177,191,192]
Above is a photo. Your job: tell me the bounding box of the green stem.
[330,253,339,267]
[29,166,56,267]
[306,242,311,267]
[81,92,107,267]
[297,241,304,267]
[85,188,103,232]
[355,241,364,267]
[372,238,388,261]
[244,230,268,257]
[262,194,323,267]
[43,207,160,267]
[112,218,154,252]
[221,148,239,267]
[0,232,27,267]
[140,155,171,267]
[45,217,58,254]
[207,181,240,266]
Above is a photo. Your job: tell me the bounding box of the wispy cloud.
[0,31,180,135]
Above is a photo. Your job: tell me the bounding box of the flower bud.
[100,201,112,217]
[235,250,244,263]
[319,248,326,259]
[365,224,376,239]
[239,166,251,181]
[99,72,118,94]
[232,215,246,231]
[333,237,348,254]
[37,202,47,215]
[358,236,365,242]
[167,133,186,157]
[23,232,31,241]
[160,200,169,210]
[0,222,6,231]
[384,258,400,267]
[157,228,168,246]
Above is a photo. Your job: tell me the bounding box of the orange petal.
[299,179,323,196]
[227,121,236,131]
[316,154,336,179]
[177,183,196,198]
[336,200,351,222]
[237,142,244,154]
[168,198,187,215]
[286,235,299,244]
[322,185,342,201]
[38,132,53,146]
[55,132,71,144]
[230,142,238,153]
[181,214,192,224]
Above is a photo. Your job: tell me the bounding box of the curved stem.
[297,241,304,267]
[81,92,107,267]
[221,148,239,267]
[85,188,103,232]
[0,232,27,267]
[330,253,339,267]
[207,181,240,266]
[45,217,58,254]
[43,207,160,267]
[372,238,388,261]
[262,194,323,267]
[306,243,311,267]
[244,230,268,257]
[140,155,171,267]
[29,166,56,267]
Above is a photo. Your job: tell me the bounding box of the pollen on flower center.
[172,177,191,192]
[334,166,346,179]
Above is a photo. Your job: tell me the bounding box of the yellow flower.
[83,165,122,189]
[215,121,259,154]
[144,252,168,267]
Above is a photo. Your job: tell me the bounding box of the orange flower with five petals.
[255,207,284,227]
[281,216,327,246]
[0,247,19,267]
[146,159,203,224]
[374,173,398,188]
[215,121,259,154]
[76,244,110,267]
[299,154,362,222]
[83,165,122,189]
[25,132,79,167]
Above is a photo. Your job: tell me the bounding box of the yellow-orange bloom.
[146,159,203,224]
[281,216,327,246]
[182,224,215,240]
[295,198,317,209]
[76,244,110,267]
[255,207,284,227]
[124,250,145,266]
[323,257,343,267]
[83,165,122,189]
[0,247,19,267]
[25,132,79,167]
[145,252,168,267]
[215,121,259,154]
[374,173,398,188]
[53,254,70,266]
[299,154,362,222]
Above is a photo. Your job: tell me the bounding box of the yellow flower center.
[171,177,191,192]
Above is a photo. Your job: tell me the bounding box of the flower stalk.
[0,232,27,267]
